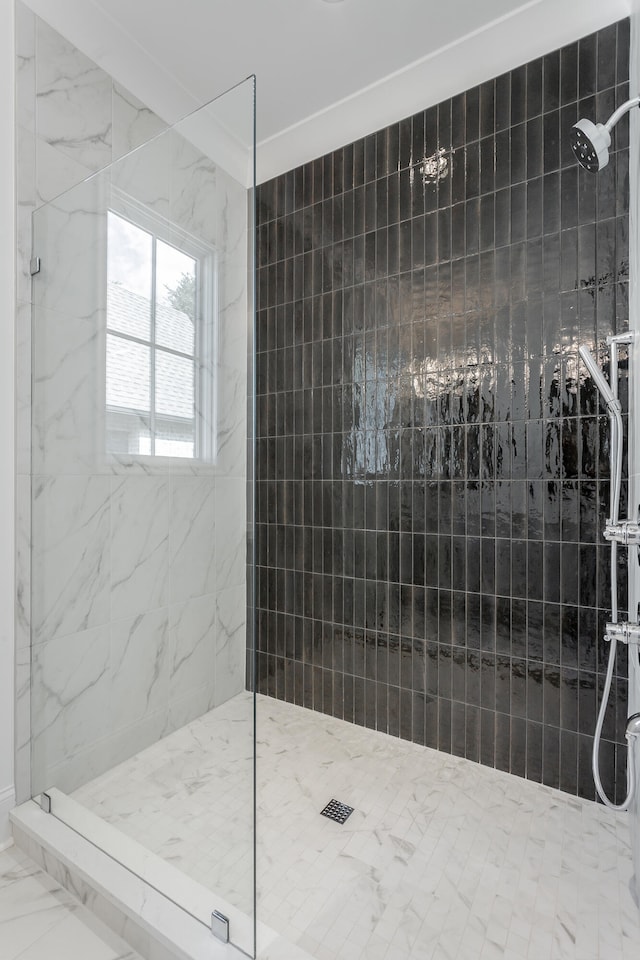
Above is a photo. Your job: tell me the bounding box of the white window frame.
[106,189,218,464]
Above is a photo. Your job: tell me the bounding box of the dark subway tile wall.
[253,19,631,802]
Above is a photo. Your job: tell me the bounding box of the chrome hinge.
[605,622,640,646]
[30,257,41,276]
[40,792,51,813]
[211,910,229,943]
[603,520,640,545]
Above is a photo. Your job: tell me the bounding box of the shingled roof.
[106,281,194,421]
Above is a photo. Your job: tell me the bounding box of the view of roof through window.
[106,210,198,459]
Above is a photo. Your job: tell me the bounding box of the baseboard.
[0,783,15,850]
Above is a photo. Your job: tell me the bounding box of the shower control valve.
[603,521,640,546]
[605,621,640,646]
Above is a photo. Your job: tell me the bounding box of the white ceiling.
[81,0,541,141]
[23,0,631,181]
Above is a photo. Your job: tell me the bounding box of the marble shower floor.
[0,844,142,959]
[72,693,640,960]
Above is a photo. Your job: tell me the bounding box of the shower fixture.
[570,96,640,171]
[580,335,639,811]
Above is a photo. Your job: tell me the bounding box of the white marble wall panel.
[111,134,171,219]
[16,127,35,305]
[110,478,170,620]
[165,684,217,738]
[217,170,248,267]
[34,134,96,207]
[110,610,170,730]
[216,365,248,479]
[42,712,169,797]
[15,3,34,132]
[14,646,30,804]
[31,305,105,476]
[32,174,107,319]
[169,478,216,603]
[112,82,167,162]
[31,475,111,644]
[168,595,217,705]
[215,479,246,590]
[31,625,112,787]
[16,3,251,802]
[170,135,217,245]
[15,476,30,656]
[35,18,112,176]
[15,301,31,478]
[214,585,246,706]
[15,474,31,796]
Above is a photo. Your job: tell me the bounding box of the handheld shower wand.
[570,96,640,172]
[580,340,637,811]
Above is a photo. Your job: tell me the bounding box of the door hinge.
[211,910,229,943]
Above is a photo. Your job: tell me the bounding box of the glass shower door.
[29,76,256,955]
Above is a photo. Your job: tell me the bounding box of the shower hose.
[592,355,636,811]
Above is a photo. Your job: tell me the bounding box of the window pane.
[155,239,196,354]
[107,334,150,412]
[107,212,152,340]
[106,409,151,457]
[155,350,194,421]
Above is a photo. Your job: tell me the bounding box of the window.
[105,198,215,460]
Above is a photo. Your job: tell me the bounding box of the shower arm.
[604,96,640,132]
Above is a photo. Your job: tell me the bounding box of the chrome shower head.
[569,118,611,172]
[571,97,640,172]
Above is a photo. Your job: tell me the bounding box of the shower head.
[571,97,640,172]
[569,118,611,172]
[578,344,616,409]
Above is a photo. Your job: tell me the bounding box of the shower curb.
[10,799,315,960]
[10,799,241,960]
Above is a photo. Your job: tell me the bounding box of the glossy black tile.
[255,20,629,802]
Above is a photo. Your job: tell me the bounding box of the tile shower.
[10,5,640,960]
[255,20,632,804]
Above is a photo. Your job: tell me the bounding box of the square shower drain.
[320,799,354,824]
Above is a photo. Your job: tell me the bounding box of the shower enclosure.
[27,76,256,956]
[17,11,640,960]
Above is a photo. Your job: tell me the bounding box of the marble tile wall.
[255,20,631,803]
[15,3,249,799]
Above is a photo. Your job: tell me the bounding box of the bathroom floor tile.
[72,692,640,960]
